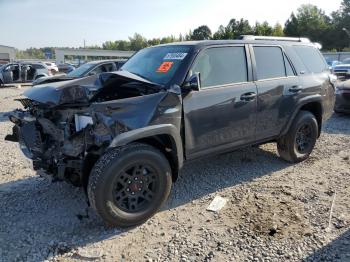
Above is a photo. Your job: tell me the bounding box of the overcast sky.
[0,0,343,49]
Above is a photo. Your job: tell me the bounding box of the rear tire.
[88,143,172,227]
[0,80,3,87]
[277,111,318,163]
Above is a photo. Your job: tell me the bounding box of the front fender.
[109,124,184,168]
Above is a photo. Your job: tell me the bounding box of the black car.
[6,37,335,227]
[32,59,126,86]
[334,80,350,113]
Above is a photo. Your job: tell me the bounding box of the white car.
[44,62,59,74]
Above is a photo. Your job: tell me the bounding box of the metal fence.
[323,52,350,62]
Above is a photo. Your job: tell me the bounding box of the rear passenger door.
[251,45,300,141]
[183,45,258,158]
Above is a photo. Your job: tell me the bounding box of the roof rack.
[239,35,311,43]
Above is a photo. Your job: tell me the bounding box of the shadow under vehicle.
[5,37,335,227]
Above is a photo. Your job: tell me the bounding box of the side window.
[293,46,327,74]
[103,63,114,72]
[32,64,45,69]
[284,55,295,76]
[254,46,286,80]
[191,46,248,88]
[90,64,106,75]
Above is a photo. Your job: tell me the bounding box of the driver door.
[182,45,257,159]
[2,64,14,83]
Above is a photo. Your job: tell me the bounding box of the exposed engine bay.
[5,71,182,186]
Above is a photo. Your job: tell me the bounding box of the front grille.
[15,98,35,108]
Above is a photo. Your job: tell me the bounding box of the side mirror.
[88,71,97,76]
[183,73,201,91]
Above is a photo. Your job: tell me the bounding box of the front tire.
[277,111,318,163]
[88,143,172,227]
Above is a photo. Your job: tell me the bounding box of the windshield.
[66,63,95,77]
[121,45,191,85]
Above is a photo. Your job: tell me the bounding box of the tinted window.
[254,46,285,80]
[191,46,247,88]
[293,46,327,73]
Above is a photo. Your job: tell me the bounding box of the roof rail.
[239,35,311,43]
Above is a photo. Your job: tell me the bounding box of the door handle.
[289,85,303,93]
[240,92,257,101]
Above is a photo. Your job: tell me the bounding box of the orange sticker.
[157,61,173,73]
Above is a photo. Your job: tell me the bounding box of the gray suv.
[0,62,50,86]
[6,37,335,227]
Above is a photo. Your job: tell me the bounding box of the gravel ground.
[0,87,349,262]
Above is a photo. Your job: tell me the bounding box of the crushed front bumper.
[5,111,43,160]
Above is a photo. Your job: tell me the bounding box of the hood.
[24,71,162,107]
[334,64,350,69]
[33,74,73,85]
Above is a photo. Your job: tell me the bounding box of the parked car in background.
[326,60,341,72]
[334,79,350,114]
[57,63,76,73]
[33,60,126,86]
[333,58,350,79]
[44,62,59,74]
[6,38,335,227]
[0,62,50,86]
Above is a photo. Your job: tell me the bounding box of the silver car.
[0,62,51,86]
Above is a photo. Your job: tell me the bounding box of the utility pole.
[83,39,86,49]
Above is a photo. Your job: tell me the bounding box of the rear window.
[293,46,327,74]
[253,46,286,80]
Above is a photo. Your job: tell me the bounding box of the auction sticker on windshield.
[163,53,188,60]
[157,62,173,73]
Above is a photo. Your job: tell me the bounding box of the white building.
[55,48,134,64]
[0,45,16,62]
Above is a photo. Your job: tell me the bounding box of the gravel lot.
[0,87,349,262]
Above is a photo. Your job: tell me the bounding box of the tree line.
[16,0,350,59]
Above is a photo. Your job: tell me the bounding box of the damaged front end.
[5,71,182,186]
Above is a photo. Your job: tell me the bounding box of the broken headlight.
[74,114,93,132]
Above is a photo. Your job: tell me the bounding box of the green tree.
[192,25,212,40]
[272,23,284,36]
[331,0,350,50]
[254,21,273,36]
[129,33,149,51]
[284,5,332,48]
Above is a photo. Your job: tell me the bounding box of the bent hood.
[33,74,73,85]
[24,71,163,107]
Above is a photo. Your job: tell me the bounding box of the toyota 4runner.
[5,37,335,227]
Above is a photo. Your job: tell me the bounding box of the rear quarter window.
[292,46,328,74]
